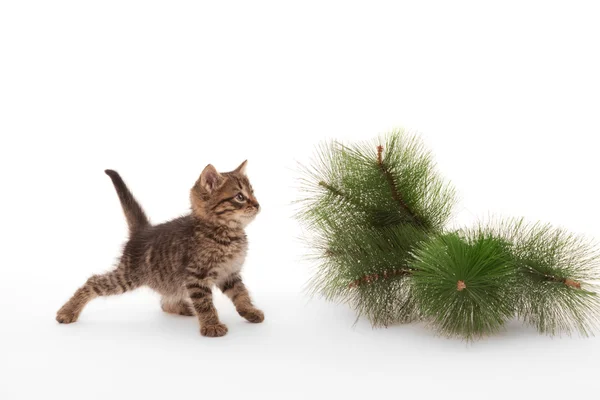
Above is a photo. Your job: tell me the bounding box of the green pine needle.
[411,232,516,340]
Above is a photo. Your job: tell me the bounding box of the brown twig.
[348,269,412,288]
[376,145,424,227]
[319,181,344,197]
[377,145,383,165]
[524,267,582,289]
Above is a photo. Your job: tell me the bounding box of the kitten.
[56,161,264,337]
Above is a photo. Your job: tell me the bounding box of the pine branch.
[297,131,600,339]
[466,218,600,336]
[411,232,516,340]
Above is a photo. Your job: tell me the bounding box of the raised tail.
[104,170,150,234]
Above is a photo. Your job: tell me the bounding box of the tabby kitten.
[56,161,264,337]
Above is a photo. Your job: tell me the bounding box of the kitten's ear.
[199,164,224,192]
[234,160,248,175]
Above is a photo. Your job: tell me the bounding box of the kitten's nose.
[255,202,260,210]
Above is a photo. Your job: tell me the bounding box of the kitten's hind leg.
[56,270,137,324]
[161,296,194,316]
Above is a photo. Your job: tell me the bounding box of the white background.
[1,1,599,399]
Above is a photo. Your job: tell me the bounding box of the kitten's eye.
[235,193,246,202]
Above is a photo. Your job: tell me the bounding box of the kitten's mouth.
[242,211,259,220]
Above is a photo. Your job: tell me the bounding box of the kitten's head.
[190,160,260,228]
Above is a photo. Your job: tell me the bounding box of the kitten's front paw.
[200,323,228,337]
[56,310,78,324]
[239,308,264,323]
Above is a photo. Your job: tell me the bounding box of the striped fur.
[219,274,264,323]
[56,161,263,338]
[104,169,150,234]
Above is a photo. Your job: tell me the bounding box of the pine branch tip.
[564,279,582,289]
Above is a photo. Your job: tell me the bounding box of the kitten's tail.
[104,169,150,234]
